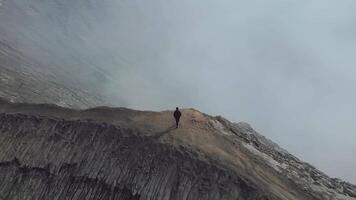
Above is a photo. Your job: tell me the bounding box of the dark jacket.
[174,110,181,120]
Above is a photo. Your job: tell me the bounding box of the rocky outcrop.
[0,100,355,200]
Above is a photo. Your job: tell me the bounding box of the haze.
[0,0,355,183]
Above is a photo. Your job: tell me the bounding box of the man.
[173,107,182,128]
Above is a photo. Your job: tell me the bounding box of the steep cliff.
[0,99,355,200]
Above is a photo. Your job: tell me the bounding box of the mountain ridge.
[0,98,355,200]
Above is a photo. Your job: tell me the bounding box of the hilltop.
[0,98,355,200]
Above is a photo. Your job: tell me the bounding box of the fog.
[1,0,356,183]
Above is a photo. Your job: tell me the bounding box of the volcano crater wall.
[0,113,273,200]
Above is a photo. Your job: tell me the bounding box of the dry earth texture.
[0,98,355,200]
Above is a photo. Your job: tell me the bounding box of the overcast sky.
[1,0,356,183]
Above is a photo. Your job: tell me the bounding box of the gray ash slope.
[0,0,117,108]
[0,34,106,108]
[0,42,108,109]
[0,98,355,200]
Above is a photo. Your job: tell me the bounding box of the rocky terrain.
[0,98,355,200]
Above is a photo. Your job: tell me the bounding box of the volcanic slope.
[0,43,106,109]
[0,99,355,200]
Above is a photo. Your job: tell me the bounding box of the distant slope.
[0,29,107,108]
[0,99,355,200]
[0,0,117,108]
[0,60,104,109]
[0,64,105,109]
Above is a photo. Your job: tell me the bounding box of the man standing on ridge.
[174,107,182,128]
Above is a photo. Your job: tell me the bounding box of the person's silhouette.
[174,107,182,128]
